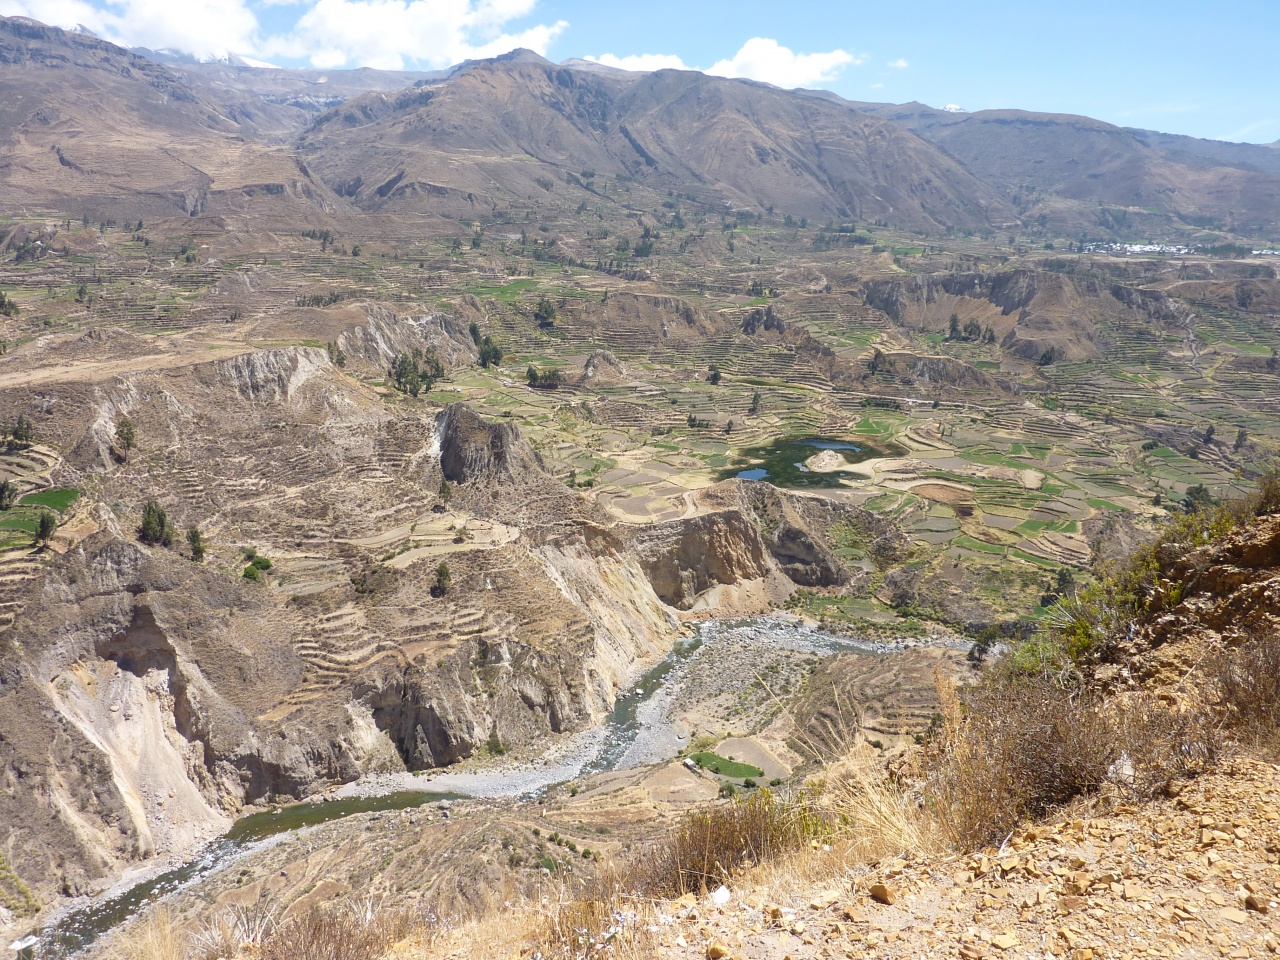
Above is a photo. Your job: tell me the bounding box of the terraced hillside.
[0,17,1279,942]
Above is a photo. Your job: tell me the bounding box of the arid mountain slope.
[846,98,1280,235]
[0,16,340,223]
[295,57,1013,230]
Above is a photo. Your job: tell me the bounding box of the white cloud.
[263,0,566,70]
[871,82,885,90]
[942,104,965,113]
[587,52,688,72]
[1,0,259,59]
[0,0,107,34]
[707,37,858,88]
[887,57,908,68]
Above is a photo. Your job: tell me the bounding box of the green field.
[20,487,79,512]
[689,752,764,779]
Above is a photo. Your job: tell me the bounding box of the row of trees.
[138,500,204,560]
[526,366,562,389]
[389,348,444,397]
[947,313,997,344]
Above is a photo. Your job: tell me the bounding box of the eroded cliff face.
[0,397,866,917]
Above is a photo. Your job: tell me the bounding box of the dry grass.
[1206,629,1280,748]
[817,758,943,862]
[523,878,661,960]
[924,672,1218,849]
[112,898,419,960]
[627,788,825,899]
[112,907,188,960]
[924,672,1114,848]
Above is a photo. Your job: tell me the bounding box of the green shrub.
[1048,469,1280,663]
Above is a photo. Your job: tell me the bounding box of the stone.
[809,889,841,910]
[869,883,896,905]
[992,934,1019,950]
[1220,907,1248,923]
[1065,872,1093,895]
[706,941,731,959]
[959,947,985,960]
[1245,893,1269,913]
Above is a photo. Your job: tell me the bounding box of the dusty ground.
[617,756,1280,960]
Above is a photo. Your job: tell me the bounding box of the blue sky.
[3,0,1276,143]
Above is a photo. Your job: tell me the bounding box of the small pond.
[722,436,900,488]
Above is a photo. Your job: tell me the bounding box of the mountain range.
[1,14,1277,239]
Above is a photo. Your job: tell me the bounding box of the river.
[32,615,942,955]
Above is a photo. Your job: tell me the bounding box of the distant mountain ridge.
[0,15,1276,238]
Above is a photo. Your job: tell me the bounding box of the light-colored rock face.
[339,306,479,372]
[211,347,331,402]
[50,658,231,859]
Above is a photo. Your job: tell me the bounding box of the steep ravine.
[0,401,864,934]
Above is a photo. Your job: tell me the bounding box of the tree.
[10,414,33,447]
[439,479,452,505]
[1203,424,1216,444]
[389,348,443,397]
[947,314,961,340]
[478,336,503,368]
[325,341,346,368]
[1055,567,1076,597]
[1235,427,1248,451]
[526,365,540,387]
[749,391,762,416]
[468,321,481,346]
[0,480,15,511]
[435,561,452,596]
[707,364,722,385]
[117,416,135,451]
[534,297,557,323]
[139,500,173,546]
[187,525,205,562]
[36,511,56,543]
[1183,483,1216,514]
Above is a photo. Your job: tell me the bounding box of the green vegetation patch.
[0,513,40,534]
[689,752,764,779]
[1086,497,1126,512]
[20,487,80,512]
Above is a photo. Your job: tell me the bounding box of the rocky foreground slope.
[564,758,1279,960]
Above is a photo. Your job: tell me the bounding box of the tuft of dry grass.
[259,900,415,960]
[113,907,188,960]
[818,759,942,862]
[525,877,660,960]
[924,671,1219,850]
[1206,629,1280,748]
[924,672,1114,848]
[627,788,825,899]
